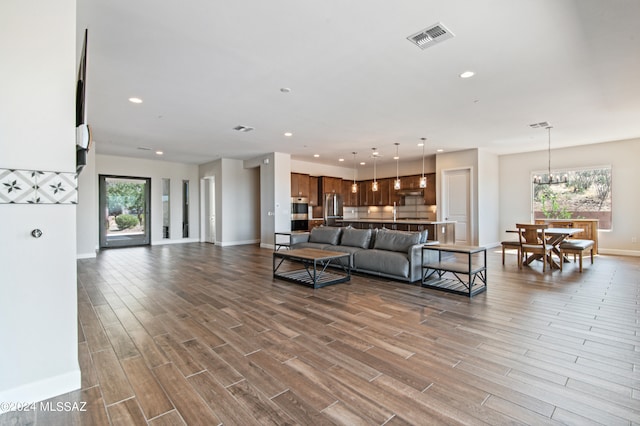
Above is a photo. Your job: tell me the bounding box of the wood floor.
[1,243,639,425]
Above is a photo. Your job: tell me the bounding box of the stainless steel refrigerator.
[323,193,343,226]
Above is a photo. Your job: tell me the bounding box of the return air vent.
[233,125,255,132]
[529,122,551,129]
[407,22,455,50]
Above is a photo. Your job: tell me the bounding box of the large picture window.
[532,166,612,229]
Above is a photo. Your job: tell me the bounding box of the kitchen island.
[337,219,456,244]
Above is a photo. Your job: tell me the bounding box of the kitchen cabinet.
[342,179,359,206]
[373,178,391,206]
[359,180,372,206]
[424,173,436,205]
[308,219,324,230]
[320,176,341,195]
[309,176,319,206]
[290,173,310,197]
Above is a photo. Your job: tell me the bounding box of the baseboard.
[76,252,96,259]
[218,239,260,247]
[0,369,81,414]
[152,238,200,246]
[598,248,640,257]
[260,243,275,250]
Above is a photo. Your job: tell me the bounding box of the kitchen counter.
[337,219,456,243]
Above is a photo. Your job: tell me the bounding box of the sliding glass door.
[99,175,151,248]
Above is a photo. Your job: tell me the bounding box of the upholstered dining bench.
[559,239,595,272]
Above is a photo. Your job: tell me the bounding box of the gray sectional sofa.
[290,226,436,282]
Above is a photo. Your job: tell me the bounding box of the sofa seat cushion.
[373,229,421,252]
[326,245,366,268]
[340,227,372,249]
[354,249,410,278]
[309,226,342,245]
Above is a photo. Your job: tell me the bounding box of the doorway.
[442,168,472,245]
[201,177,216,244]
[99,175,151,248]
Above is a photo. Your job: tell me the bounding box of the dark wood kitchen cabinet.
[308,176,319,206]
[319,176,341,195]
[290,173,310,197]
[342,179,359,206]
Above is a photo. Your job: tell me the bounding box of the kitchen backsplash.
[343,203,437,221]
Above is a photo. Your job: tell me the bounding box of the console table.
[421,244,487,297]
[273,248,350,288]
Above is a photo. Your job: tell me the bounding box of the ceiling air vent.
[529,122,551,129]
[407,22,454,50]
[233,125,254,132]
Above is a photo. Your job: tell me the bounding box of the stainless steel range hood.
[396,189,424,196]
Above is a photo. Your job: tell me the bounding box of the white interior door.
[442,168,472,245]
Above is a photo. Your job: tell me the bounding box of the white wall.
[76,148,97,257]
[0,0,80,408]
[478,149,500,247]
[200,158,261,246]
[499,138,640,254]
[436,149,479,244]
[96,155,200,245]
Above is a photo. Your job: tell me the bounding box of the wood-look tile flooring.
[2,243,639,425]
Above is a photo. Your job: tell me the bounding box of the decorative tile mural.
[0,169,77,204]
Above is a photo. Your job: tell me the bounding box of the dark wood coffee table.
[273,248,350,288]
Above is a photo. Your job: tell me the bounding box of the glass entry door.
[99,175,151,248]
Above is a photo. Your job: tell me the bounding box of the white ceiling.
[77,0,640,166]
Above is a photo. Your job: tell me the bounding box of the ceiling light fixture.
[393,142,401,190]
[284,132,293,137]
[351,152,358,193]
[460,71,475,79]
[338,158,344,162]
[155,150,163,155]
[419,138,427,188]
[372,148,379,192]
[313,154,320,158]
[128,97,143,104]
[533,126,567,185]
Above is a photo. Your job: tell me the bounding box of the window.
[532,166,612,229]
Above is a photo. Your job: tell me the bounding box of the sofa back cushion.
[309,226,342,245]
[374,229,421,252]
[340,228,372,249]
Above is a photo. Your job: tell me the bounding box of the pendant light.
[371,148,379,192]
[393,142,401,190]
[533,126,568,185]
[351,152,358,193]
[419,138,427,188]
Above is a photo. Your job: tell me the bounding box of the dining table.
[506,227,584,269]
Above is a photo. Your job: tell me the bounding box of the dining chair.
[501,240,521,267]
[516,223,552,271]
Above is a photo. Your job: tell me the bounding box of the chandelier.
[533,126,567,185]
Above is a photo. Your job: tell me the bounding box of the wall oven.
[291,197,309,231]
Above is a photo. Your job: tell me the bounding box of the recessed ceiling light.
[417,143,424,147]
[338,158,344,162]
[436,149,444,152]
[128,97,143,104]
[360,162,366,165]
[155,151,163,155]
[313,154,320,158]
[284,132,293,137]
[459,71,475,79]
